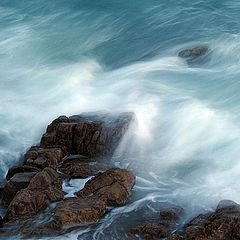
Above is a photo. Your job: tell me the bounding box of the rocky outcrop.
[183,200,240,240]
[2,172,37,205]
[0,112,135,237]
[5,167,64,221]
[58,155,107,179]
[178,45,209,59]
[23,146,64,170]
[130,207,184,239]
[76,168,135,206]
[40,112,133,158]
[50,197,107,228]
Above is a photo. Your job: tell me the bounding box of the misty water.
[1,0,240,239]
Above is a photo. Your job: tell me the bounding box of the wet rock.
[5,167,64,221]
[178,45,209,59]
[23,146,64,170]
[49,197,107,228]
[6,165,40,181]
[0,216,3,228]
[40,112,134,158]
[2,172,37,205]
[166,235,183,240]
[130,207,184,239]
[183,200,240,240]
[58,155,107,179]
[76,168,135,206]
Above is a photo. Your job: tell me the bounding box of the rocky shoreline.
[0,112,239,239]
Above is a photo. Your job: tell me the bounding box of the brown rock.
[6,165,40,180]
[183,200,240,240]
[40,112,134,158]
[5,167,64,221]
[2,172,37,205]
[49,197,106,228]
[23,146,64,170]
[130,207,184,240]
[76,168,135,206]
[58,155,107,179]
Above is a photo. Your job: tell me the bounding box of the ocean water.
[1,0,240,239]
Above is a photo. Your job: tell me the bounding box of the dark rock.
[40,112,134,158]
[166,235,183,240]
[76,168,135,206]
[5,167,64,221]
[23,146,64,170]
[6,165,40,181]
[130,207,184,239]
[183,200,240,240]
[2,172,37,205]
[178,45,209,59]
[49,197,107,228]
[0,216,3,228]
[58,155,107,179]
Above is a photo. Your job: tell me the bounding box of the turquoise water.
[1,1,240,239]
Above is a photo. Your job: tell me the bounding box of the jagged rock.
[6,165,40,181]
[183,200,240,240]
[58,155,107,179]
[49,197,107,228]
[2,172,37,205]
[76,168,135,206]
[130,207,184,239]
[40,112,134,158]
[178,45,209,59]
[23,146,64,170]
[5,167,64,221]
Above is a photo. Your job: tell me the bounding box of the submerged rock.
[183,200,240,240]
[178,45,209,59]
[130,207,184,239]
[40,112,134,158]
[2,172,37,205]
[5,167,63,221]
[76,168,135,206]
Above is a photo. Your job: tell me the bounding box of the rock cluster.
[0,112,135,237]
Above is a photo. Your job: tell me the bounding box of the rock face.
[50,197,107,228]
[76,168,135,206]
[5,165,40,181]
[183,200,240,240]
[2,172,37,205]
[23,146,64,170]
[5,167,64,221]
[40,112,134,158]
[130,207,184,239]
[58,155,107,179]
[178,45,209,59]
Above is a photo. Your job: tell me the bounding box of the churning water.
[1,0,240,239]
